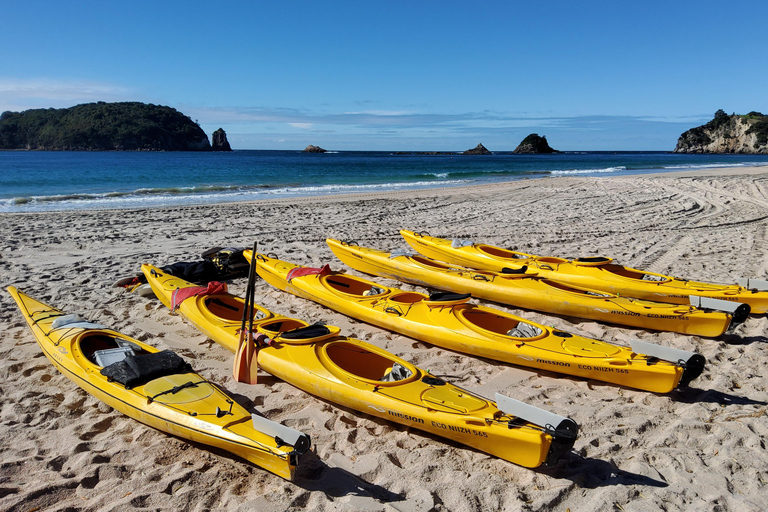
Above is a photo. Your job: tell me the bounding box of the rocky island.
[462,143,492,155]
[513,134,558,154]
[0,102,213,151]
[303,145,327,153]
[211,128,232,151]
[674,110,768,154]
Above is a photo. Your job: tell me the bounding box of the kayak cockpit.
[411,256,456,271]
[323,274,391,298]
[77,332,146,367]
[269,321,342,345]
[539,279,614,298]
[599,265,672,283]
[457,309,546,340]
[259,318,310,337]
[476,245,533,261]
[388,292,428,304]
[319,341,419,386]
[202,296,273,323]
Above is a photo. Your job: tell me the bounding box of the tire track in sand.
[639,234,692,275]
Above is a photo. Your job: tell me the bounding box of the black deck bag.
[101,350,192,389]
[201,247,249,279]
[163,260,221,284]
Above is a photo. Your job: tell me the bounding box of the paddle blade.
[232,333,259,384]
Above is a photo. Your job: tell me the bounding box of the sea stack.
[513,134,557,154]
[462,143,492,155]
[211,128,232,151]
[303,145,327,153]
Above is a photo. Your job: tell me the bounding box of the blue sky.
[2,1,766,151]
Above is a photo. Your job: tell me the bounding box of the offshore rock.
[211,128,232,151]
[513,134,557,154]
[674,110,768,154]
[462,143,492,155]
[303,145,327,153]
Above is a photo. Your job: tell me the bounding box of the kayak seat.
[280,323,331,340]
[501,266,528,274]
[363,286,386,296]
[100,350,192,389]
[507,322,543,338]
[94,347,135,367]
[327,276,388,297]
[80,333,141,364]
[380,362,413,382]
[451,239,474,248]
[575,257,611,263]
[428,292,472,302]
[389,249,416,259]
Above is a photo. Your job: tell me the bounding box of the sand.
[2,167,768,511]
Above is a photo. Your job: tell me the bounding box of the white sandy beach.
[2,167,768,511]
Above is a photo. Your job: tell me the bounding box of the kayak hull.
[327,239,735,337]
[247,252,700,394]
[7,286,301,480]
[141,265,573,468]
[400,230,767,314]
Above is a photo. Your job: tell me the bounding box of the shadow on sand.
[538,452,668,489]
[669,387,768,406]
[294,451,404,502]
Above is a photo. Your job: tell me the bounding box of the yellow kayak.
[327,239,745,337]
[401,230,766,314]
[247,252,705,393]
[141,264,578,468]
[7,286,309,481]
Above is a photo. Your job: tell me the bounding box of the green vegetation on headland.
[0,102,216,151]
[675,110,768,154]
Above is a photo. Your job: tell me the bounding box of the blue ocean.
[2,151,768,213]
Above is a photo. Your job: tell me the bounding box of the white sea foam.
[550,166,626,175]
[662,162,764,171]
[0,179,471,213]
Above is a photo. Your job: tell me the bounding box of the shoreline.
[2,167,768,510]
[3,164,768,217]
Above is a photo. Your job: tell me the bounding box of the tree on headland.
[0,102,211,151]
[674,109,768,153]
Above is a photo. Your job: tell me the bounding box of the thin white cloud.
[344,110,414,116]
[0,78,134,112]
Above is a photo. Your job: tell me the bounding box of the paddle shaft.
[240,241,258,340]
[247,241,257,353]
[233,241,259,383]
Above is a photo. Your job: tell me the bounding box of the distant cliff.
[0,102,212,151]
[674,110,768,154]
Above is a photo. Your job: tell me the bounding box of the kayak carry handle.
[251,414,311,454]
[494,393,578,439]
